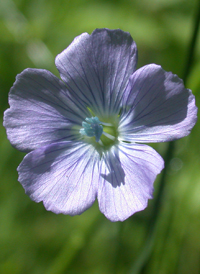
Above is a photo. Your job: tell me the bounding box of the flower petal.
[98,143,164,222]
[119,64,197,142]
[55,28,137,117]
[18,141,99,215]
[3,69,87,152]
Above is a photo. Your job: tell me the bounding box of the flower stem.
[182,0,200,83]
[129,1,200,273]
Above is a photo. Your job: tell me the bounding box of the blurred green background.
[0,0,200,273]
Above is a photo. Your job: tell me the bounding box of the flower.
[3,28,197,222]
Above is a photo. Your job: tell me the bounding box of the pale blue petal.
[18,142,99,215]
[55,28,137,117]
[4,69,87,152]
[98,143,164,222]
[119,64,197,142]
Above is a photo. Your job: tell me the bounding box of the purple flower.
[3,29,197,222]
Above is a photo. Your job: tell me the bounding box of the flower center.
[80,116,119,150]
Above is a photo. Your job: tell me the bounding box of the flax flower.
[3,29,197,221]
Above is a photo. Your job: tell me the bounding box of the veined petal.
[119,64,197,143]
[55,28,137,117]
[3,69,88,152]
[18,141,99,215]
[98,143,164,222]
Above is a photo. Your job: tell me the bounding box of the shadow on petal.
[100,147,125,187]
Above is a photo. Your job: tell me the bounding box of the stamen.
[101,122,113,127]
[103,131,115,141]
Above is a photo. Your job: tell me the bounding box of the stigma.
[80,117,103,142]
